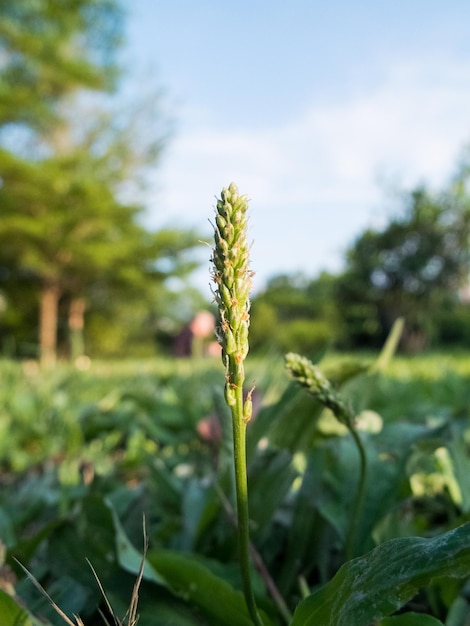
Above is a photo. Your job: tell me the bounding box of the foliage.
[337,185,470,350]
[250,272,343,355]
[0,0,123,130]
[249,173,470,356]
[291,523,470,625]
[0,351,470,624]
[0,0,203,365]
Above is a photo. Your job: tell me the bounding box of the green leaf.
[104,578,214,626]
[109,501,270,625]
[106,498,165,585]
[0,507,15,548]
[250,384,323,454]
[445,595,470,626]
[277,450,337,595]
[147,549,271,626]
[248,449,297,538]
[447,435,470,512]
[291,523,470,626]
[0,588,44,626]
[377,613,444,625]
[19,576,90,625]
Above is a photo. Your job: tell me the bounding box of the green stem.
[213,482,292,624]
[345,425,368,561]
[231,381,264,626]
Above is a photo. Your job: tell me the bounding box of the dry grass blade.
[88,514,148,626]
[14,559,85,626]
[123,516,148,626]
[86,558,119,626]
[14,515,148,626]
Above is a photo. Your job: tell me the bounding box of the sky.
[123,1,470,296]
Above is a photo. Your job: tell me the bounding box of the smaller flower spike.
[285,352,355,427]
[211,183,254,411]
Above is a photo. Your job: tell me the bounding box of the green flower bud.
[243,387,255,424]
[285,352,355,426]
[216,213,227,231]
[243,397,252,423]
[225,382,237,406]
[220,284,232,309]
[223,326,237,355]
[238,321,249,355]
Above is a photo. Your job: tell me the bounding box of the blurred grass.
[2,349,470,413]
[2,350,470,624]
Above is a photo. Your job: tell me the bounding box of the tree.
[0,0,123,364]
[0,1,202,364]
[0,146,202,362]
[250,272,343,354]
[0,0,122,131]
[337,185,470,350]
[81,226,205,358]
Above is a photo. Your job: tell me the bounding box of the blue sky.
[123,1,470,295]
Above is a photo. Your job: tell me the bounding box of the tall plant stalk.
[211,183,263,626]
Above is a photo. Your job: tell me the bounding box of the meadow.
[1,349,470,625]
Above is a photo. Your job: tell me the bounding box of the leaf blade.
[291,523,470,626]
[147,549,269,626]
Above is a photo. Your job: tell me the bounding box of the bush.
[276,318,336,355]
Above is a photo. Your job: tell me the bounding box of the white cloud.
[145,60,470,290]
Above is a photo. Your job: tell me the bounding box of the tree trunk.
[39,280,61,367]
[68,297,86,362]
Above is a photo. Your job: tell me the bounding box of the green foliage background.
[1,353,470,624]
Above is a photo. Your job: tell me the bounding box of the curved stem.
[345,425,368,561]
[231,382,264,626]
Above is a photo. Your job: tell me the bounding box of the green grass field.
[1,351,470,625]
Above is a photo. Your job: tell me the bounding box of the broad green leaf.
[13,518,64,566]
[353,421,444,553]
[445,595,470,626]
[378,613,444,625]
[250,384,323,454]
[147,549,271,626]
[296,421,445,559]
[277,460,338,595]
[291,523,470,626]
[106,586,214,626]
[46,495,117,585]
[248,449,297,538]
[0,588,45,626]
[19,576,90,625]
[0,507,15,548]
[109,502,268,624]
[447,436,470,512]
[106,498,165,585]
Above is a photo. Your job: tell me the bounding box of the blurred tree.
[250,272,343,354]
[0,146,202,362]
[0,0,123,364]
[0,0,122,131]
[337,185,470,350]
[0,0,202,363]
